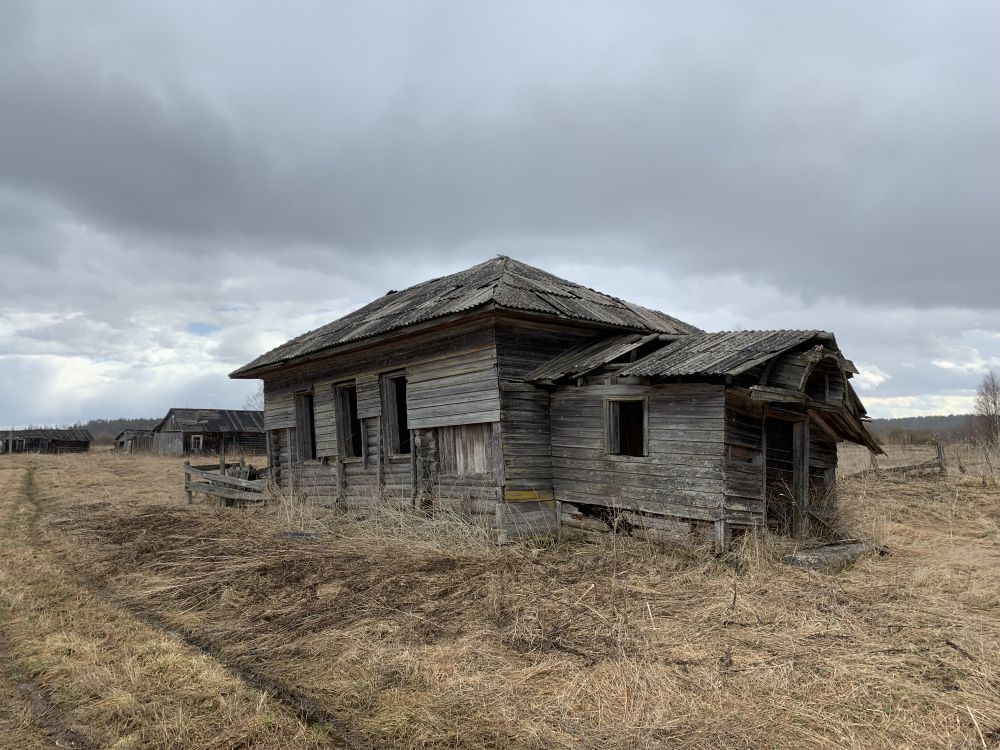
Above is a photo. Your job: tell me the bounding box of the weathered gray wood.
[184,464,266,490]
[792,420,810,538]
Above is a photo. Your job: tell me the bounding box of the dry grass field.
[1,447,999,749]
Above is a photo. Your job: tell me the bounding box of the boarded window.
[338,384,363,458]
[608,399,646,457]
[384,374,410,454]
[439,423,493,476]
[295,392,317,460]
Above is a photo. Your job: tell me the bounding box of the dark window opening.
[609,399,645,457]
[339,384,363,458]
[295,392,317,460]
[386,375,410,454]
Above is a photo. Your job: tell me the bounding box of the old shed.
[2,428,93,454]
[151,409,266,457]
[231,257,880,550]
[114,429,154,454]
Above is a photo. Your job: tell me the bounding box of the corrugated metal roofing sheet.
[619,330,825,378]
[156,409,265,434]
[232,256,702,377]
[525,334,661,382]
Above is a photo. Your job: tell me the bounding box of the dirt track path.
[0,458,338,749]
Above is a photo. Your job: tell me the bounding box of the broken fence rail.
[184,461,268,504]
[862,442,948,478]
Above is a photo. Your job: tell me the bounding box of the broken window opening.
[608,399,646,457]
[295,392,317,460]
[384,374,410,455]
[339,384,363,458]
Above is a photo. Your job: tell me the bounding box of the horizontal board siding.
[723,394,765,522]
[261,320,499,465]
[313,382,338,458]
[356,374,381,418]
[495,318,599,503]
[407,347,500,428]
[550,382,726,519]
[264,391,294,430]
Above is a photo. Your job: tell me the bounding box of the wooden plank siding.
[494,316,598,504]
[723,393,766,526]
[550,382,727,522]
[407,346,501,428]
[260,318,505,510]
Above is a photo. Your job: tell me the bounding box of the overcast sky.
[1,1,998,427]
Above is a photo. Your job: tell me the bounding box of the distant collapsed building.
[114,429,154,454]
[2,428,93,454]
[150,408,265,456]
[230,257,881,551]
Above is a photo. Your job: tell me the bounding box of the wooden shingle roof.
[232,256,701,377]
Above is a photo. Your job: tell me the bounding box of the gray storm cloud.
[0,0,997,425]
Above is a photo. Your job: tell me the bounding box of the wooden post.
[792,420,810,538]
[935,441,947,475]
[869,450,880,472]
[184,461,193,504]
[7,430,12,454]
[219,451,226,477]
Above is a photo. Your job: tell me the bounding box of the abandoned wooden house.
[230,256,880,550]
[114,429,154,454]
[2,428,93,454]
[151,409,266,457]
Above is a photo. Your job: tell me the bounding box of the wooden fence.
[184,458,269,505]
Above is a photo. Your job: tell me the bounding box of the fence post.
[869,450,880,472]
[184,461,193,504]
[935,441,947,475]
[219,451,226,476]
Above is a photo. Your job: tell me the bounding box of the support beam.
[792,420,810,538]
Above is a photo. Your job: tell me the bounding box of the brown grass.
[3,449,1000,748]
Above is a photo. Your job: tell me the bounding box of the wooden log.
[184,461,193,504]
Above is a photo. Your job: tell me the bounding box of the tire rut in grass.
[20,464,367,749]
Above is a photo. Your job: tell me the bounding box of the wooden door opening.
[764,416,810,537]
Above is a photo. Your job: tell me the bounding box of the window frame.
[604,396,649,458]
[336,381,363,459]
[381,371,411,456]
[189,434,203,452]
[294,390,317,461]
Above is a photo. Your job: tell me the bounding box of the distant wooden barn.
[151,409,266,457]
[231,257,880,550]
[2,428,93,454]
[114,429,154,454]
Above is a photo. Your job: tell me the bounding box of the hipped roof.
[232,256,701,377]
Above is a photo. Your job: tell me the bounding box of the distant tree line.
[869,369,1000,446]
